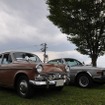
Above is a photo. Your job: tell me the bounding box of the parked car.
[0,51,69,98]
[48,58,105,88]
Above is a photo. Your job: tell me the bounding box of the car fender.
[75,71,92,79]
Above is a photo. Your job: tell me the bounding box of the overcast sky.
[0,0,105,67]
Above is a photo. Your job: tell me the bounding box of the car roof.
[0,51,35,55]
[49,58,77,61]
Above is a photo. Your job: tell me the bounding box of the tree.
[46,0,105,67]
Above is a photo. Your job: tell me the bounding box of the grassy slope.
[0,85,105,105]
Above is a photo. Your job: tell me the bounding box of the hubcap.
[19,80,28,95]
[79,76,89,87]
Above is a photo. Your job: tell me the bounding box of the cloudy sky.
[0,0,105,67]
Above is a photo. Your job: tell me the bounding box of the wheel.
[76,74,92,88]
[16,76,33,98]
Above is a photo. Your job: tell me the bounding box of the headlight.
[36,64,43,73]
[65,65,70,72]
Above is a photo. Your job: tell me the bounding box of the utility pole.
[40,43,48,63]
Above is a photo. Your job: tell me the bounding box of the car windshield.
[65,58,83,67]
[13,52,42,63]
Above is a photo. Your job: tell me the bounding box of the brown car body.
[0,51,68,98]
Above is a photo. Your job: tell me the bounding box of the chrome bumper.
[29,79,66,87]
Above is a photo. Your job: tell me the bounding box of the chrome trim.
[35,64,43,73]
[29,80,47,85]
[75,71,92,77]
[29,79,65,86]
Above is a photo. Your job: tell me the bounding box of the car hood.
[13,61,65,73]
[42,63,66,73]
[70,65,105,71]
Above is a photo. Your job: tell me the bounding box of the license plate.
[56,80,64,86]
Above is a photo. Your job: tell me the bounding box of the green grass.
[0,85,105,105]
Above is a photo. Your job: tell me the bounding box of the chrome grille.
[48,73,65,80]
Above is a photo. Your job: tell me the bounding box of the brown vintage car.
[0,51,69,98]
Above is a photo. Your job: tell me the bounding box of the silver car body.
[48,58,105,84]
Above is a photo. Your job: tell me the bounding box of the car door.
[64,58,82,81]
[0,53,13,86]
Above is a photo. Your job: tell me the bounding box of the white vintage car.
[48,58,105,88]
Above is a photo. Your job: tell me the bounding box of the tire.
[16,76,33,98]
[76,73,92,88]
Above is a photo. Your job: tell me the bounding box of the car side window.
[56,59,63,64]
[70,60,77,66]
[65,59,82,67]
[48,59,63,64]
[65,59,77,67]
[2,54,12,64]
[28,55,41,62]
[48,60,57,64]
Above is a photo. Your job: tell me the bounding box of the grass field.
[0,84,105,105]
